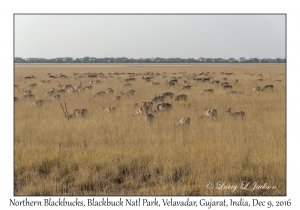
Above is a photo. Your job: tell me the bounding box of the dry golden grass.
[14,64,286,196]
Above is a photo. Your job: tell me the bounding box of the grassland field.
[14,64,286,196]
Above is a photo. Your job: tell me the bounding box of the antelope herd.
[14,67,284,126]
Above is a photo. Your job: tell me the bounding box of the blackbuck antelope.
[154,103,172,112]
[84,85,93,91]
[134,102,153,111]
[57,89,66,95]
[223,85,233,90]
[40,79,51,83]
[113,96,122,101]
[151,81,160,86]
[63,84,73,90]
[226,108,245,119]
[211,80,220,85]
[74,82,82,90]
[202,78,211,83]
[23,89,32,96]
[168,82,176,87]
[252,85,261,91]
[120,90,135,97]
[29,83,37,89]
[201,109,217,120]
[90,80,101,85]
[31,100,44,107]
[51,95,61,101]
[162,92,174,99]
[175,94,187,101]
[152,95,165,103]
[23,94,35,99]
[68,87,80,94]
[25,75,35,80]
[261,85,274,91]
[105,88,114,95]
[44,89,56,97]
[14,97,19,102]
[176,117,191,127]
[220,82,229,86]
[257,79,263,82]
[182,85,192,90]
[58,82,63,88]
[60,101,87,119]
[123,83,132,87]
[145,114,155,124]
[102,106,116,113]
[94,91,106,97]
[202,89,214,94]
[133,106,150,116]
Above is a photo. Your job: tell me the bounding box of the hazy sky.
[15,14,285,59]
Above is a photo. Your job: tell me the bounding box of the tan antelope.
[74,82,82,90]
[176,117,191,127]
[60,101,87,119]
[29,83,37,89]
[94,91,106,97]
[257,79,263,82]
[90,80,101,85]
[120,90,135,97]
[202,89,214,95]
[58,82,63,88]
[123,83,132,87]
[23,89,32,96]
[102,106,116,113]
[226,108,245,119]
[151,81,160,86]
[84,85,93,91]
[31,100,44,107]
[201,109,217,120]
[134,102,153,111]
[145,114,155,124]
[175,94,187,101]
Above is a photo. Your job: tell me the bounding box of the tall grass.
[14,64,286,195]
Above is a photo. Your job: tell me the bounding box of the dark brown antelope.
[176,117,191,127]
[60,101,87,119]
[226,108,245,119]
[201,109,217,120]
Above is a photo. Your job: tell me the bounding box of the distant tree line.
[14,56,286,64]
